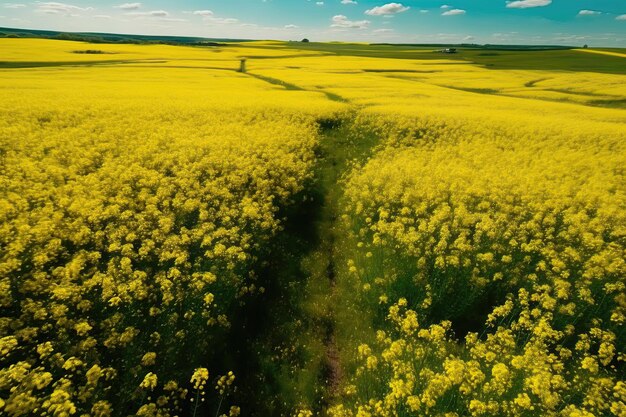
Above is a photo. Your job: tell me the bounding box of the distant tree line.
[0,27,245,46]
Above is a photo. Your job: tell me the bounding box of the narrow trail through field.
[229,110,378,416]
[246,71,349,103]
[307,121,348,406]
[240,73,362,411]
[301,115,379,413]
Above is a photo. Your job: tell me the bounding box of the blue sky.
[1,1,625,45]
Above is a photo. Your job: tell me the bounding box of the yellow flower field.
[0,38,624,417]
[335,109,625,416]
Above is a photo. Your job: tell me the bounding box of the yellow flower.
[141,352,157,367]
[74,321,93,336]
[513,393,532,409]
[140,372,158,390]
[190,368,209,390]
[581,357,599,374]
[0,336,18,357]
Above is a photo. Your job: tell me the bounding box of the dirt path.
[229,109,378,416]
[307,122,348,407]
[303,115,378,412]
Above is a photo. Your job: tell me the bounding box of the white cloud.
[126,10,169,17]
[93,14,110,19]
[492,32,516,39]
[284,24,298,28]
[207,17,239,24]
[365,3,409,16]
[35,2,93,14]
[341,0,357,4]
[578,10,601,16]
[331,14,370,28]
[3,3,26,8]
[373,28,393,33]
[114,2,141,10]
[316,1,324,5]
[463,35,474,41]
[442,8,465,16]
[190,10,239,25]
[617,14,626,21]
[159,17,186,22]
[440,4,451,9]
[552,33,590,42]
[506,0,551,9]
[420,10,429,13]
[192,10,214,17]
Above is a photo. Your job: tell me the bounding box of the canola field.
[0,39,625,417]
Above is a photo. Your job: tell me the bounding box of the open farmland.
[1,39,625,417]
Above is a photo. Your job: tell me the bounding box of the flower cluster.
[334,109,625,416]
[0,55,332,415]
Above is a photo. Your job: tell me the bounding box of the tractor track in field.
[308,115,378,414]
[310,129,346,410]
[245,71,348,103]
[244,69,353,407]
[229,99,377,416]
[318,204,343,408]
[237,71,353,410]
